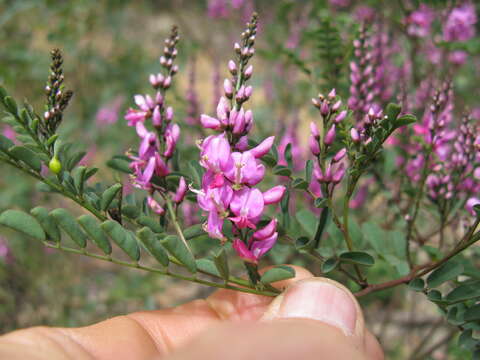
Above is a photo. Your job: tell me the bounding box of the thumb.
[167,277,384,360]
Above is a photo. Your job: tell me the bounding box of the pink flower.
[250,136,275,159]
[125,108,148,126]
[443,3,477,42]
[174,177,187,203]
[229,187,264,229]
[262,185,286,205]
[406,4,435,38]
[466,197,480,216]
[164,123,180,158]
[200,133,234,186]
[232,220,278,263]
[148,196,165,215]
[225,151,265,187]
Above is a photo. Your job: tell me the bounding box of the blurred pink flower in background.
[95,96,124,126]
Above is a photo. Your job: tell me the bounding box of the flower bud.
[244,65,253,79]
[350,127,360,143]
[224,79,233,98]
[320,101,330,117]
[333,148,347,162]
[148,196,165,215]
[263,186,286,205]
[174,177,187,203]
[165,106,174,122]
[244,85,253,99]
[334,110,347,123]
[163,76,172,89]
[250,136,275,158]
[332,163,345,184]
[228,60,237,74]
[49,156,62,174]
[328,88,336,99]
[309,135,320,156]
[332,100,342,112]
[152,106,162,127]
[201,114,221,130]
[324,125,336,145]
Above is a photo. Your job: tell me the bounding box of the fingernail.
[273,280,357,336]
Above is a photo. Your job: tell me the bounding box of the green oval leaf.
[9,146,42,172]
[50,209,87,248]
[427,261,464,288]
[339,251,375,266]
[292,178,309,190]
[195,259,220,277]
[107,158,132,174]
[30,207,61,243]
[0,209,45,241]
[305,159,313,183]
[137,215,163,233]
[3,96,18,114]
[446,283,480,303]
[122,205,140,219]
[464,304,480,322]
[183,224,205,240]
[161,235,197,273]
[273,165,292,177]
[101,220,140,261]
[260,265,295,284]
[408,278,425,292]
[137,227,169,267]
[100,183,122,211]
[322,258,338,274]
[77,215,112,255]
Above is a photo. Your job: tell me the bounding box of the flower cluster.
[406,4,435,38]
[309,89,348,196]
[125,26,186,214]
[196,14,285,264]
[443,2,477,42]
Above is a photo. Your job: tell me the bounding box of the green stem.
[44,243,278,297]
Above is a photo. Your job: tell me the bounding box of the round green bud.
[49,157,62,174]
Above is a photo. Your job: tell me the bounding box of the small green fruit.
[49,156,62,174]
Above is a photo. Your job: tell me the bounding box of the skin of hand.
[0,266,384,360]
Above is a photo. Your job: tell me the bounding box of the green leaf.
[458,329,476,350]
[122,205,140,219]
[464,304,480,322]
[30,207,61,243]
[77,215,112,255]
[137,227,169,267]
[427,261,464,288]
[305,160,313,183]
[408,278,425,292]
[385,103,401,122]
[100,183,122,211]
[3,96,18,115]
[161,235,197,273]
[66,151,86,171]
[196,259,220,277]
[188,160,204,188]
[212,247,229,280]
[395,114,417,127]
[260,265,295,284]
[339,251,375,266]
[107,157,132,174]
[427,290,443,303]
[183,224,205,240]
[322,258,338,273]
[284,143,293,169]
[295,236,313,251]
[101,220,140,261]
[292,178,309,190]
[296,209,317,238]
[9,146,42,172]
[445,283,480,303]
[0,135,14,152]
[0,209,45,241]
[137,215,163,233]
[362,222,384,254]
[273,165,292,177]
[50,209,87,248]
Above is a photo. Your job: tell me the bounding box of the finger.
[165,320,375,360]
[262,277,384,358]
[0,265,312,360]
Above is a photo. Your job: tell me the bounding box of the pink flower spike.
[324,125,336,145]
[250,136,275,158]
[174,177,187,203]
[263,185,286,205]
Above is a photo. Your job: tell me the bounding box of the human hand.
[0,266,383,359]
